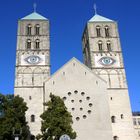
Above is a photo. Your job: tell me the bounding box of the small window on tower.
[29,96,32,100]
[98,40,103,51]
[133,118,137,125]
[27,39,31,49]
[111,116,116,123]
[138,118,140,125]
[27,24,32,35]
[107,40,112,51]
[105,26,110,37]
[35,39,40,49]
[35,24,40,35]
[96,26,101,37]
[31,115,35,122]
[113,136,119,140]
[121,114,124,119]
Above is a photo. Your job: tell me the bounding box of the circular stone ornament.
[59,134,71,140]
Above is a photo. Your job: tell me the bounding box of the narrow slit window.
[31,115,35,122]
[98,41,103,51]
[121,114,124,119]
[111,116,116,123]
[27,39,31,49]
[105,26,110,37]
[133,118,137,125]
[35,39,40,49]
[138,118,140,125]
[107,41,112,51]
[35,24,40,35]
[96,26,101,37]
[27,24,32,35]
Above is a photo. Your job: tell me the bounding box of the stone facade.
[82,15,136,139]
[14,11,136,140]
[133,112,140,140]
[44,58,113,140]
[14,14,50,136]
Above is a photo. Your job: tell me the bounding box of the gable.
[45,57,106,84]
[44,57,112,140]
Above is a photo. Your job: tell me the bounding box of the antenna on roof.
[94,3,97,15]
[33,3,37,12]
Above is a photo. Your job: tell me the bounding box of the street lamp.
[12,127,22,140]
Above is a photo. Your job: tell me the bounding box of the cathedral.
[14,8,136,140]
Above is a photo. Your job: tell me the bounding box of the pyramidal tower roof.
[89,14,114,22]
[21,12,47,20]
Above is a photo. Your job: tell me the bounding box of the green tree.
[0,93,29,140]
[37,94,76,140]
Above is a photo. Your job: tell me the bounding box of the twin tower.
[14,10,135,140]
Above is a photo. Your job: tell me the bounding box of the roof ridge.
[89,14,114,22]
[21,12,47,20]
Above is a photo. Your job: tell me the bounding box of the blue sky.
[0,0,140,111]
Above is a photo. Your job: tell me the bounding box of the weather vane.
[33,3,37,12]
[94,3,97,15]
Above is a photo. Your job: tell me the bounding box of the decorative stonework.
[62,90,93,121]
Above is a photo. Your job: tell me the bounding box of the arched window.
[96,26,101,37]
[133,118,137,125]
[29,96,32,100]
[27,24,32,35]
[138,118,140,125]
[105,26,110,37]
[35,24,40,35]
[121,114,124,119]
[111,116,116,123]
[31,115,35,122]
[107,40,111,51]
[27,39,31,49]
[35,39,40,49]
[113,136,119,140]
[98,40,103,51]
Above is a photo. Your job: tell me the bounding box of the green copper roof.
[21,12,47,20]
[89,14,114,22]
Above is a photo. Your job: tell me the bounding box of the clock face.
[98,57,116,66]
[24,55,42,64]
[59,135,70,140]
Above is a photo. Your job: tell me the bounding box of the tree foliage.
[0,93,29,140]
[37,94,76,140]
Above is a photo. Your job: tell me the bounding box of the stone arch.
[33,68,43,86]
[43,69,49,74]
[33,67,43,74]
[43,69,50,81]
[17,69,23,74]
[99,69,108,75]
[109,69,120,88]
[99,70,110,87]
[15,74,23,86]
[23,67,32,74]
[118,70,127,88]
[109,69,118,75]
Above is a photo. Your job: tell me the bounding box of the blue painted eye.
[99,57,115,66]
[25,56,42,64]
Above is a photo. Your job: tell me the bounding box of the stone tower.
[82,13,135,140]
[14,12,50,137]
